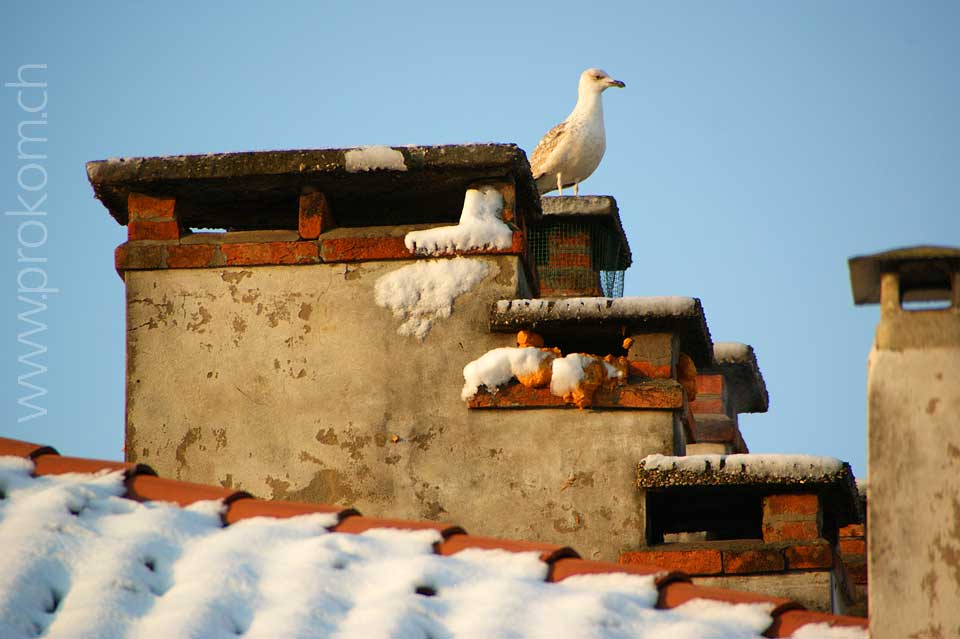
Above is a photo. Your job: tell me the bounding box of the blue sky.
[2,1,958,481]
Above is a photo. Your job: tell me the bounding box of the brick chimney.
[849,246,960,637]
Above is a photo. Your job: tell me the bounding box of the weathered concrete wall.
[125,256,677,560]
[867,345,960,637]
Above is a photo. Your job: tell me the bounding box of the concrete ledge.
[489,297,713,367]
[87,144,541,231]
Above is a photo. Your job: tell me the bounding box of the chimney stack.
[849,246,960,637]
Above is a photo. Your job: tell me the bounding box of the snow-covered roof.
[0,438,868,638]
[489,297,714,366]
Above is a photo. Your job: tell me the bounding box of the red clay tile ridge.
[0,437,867,637]
[489,297,714,367]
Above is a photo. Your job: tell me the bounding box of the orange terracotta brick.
[620,549,722,575]
[764,493,820,518]
[689,397,723,414]
[722,548,785,574]
[321,237,411,262]
[627,360,673,379]
[166,244,216,268]
[839,524,864,538]
[839,538,866,556]
[298,191,332,239]
[128,220,180,241]
[696,374,724,395]
[222,241,319,266]
[763,520,820,543]
[128,192,175,221]
[784,543,833,570]
[551,233,590,247]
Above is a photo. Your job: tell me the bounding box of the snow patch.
[549,353,593,397]
[461,347,556,401]
[344,145,407,172]
[713,342,752,364]
[495,296,699,317]
[374,257,491,340]
[405,186,514,255]
[792,622,869,638]
[642,453,845,478]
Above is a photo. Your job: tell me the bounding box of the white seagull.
[530,68,625,195]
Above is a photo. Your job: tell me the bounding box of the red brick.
[628,360,673,379]
[547,253,592,268]
[694,419,736,443]
[551,232,590,247]
[222,241,319,266]
[839,538,866,556]
[722,548,785,574]
[689,397,724,414]
[128,192,176,221]
[763,519,820,542]
[298,192,332,239]
[468,380,684,410]
[166,244,215,268]
[115,243,165,271]
[785,543,834,569]
[763,493,820,518]
[839,524,864,538]
[844,559,868,584]
[128,220,180,241]
[696,374,724,395]
[321,237,411,261]
[620,549,722,575]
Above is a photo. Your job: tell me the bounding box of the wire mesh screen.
[530,221,627,298]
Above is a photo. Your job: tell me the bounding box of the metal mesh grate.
[530,221,627,298]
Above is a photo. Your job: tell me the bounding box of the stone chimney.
[849,246,960,637]
[87,144,719,561]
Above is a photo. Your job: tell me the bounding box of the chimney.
[532,196,631,297]
[849,246,960,637]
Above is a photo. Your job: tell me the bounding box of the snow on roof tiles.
[0,437,868,638]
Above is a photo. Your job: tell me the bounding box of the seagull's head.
[579,68,625,95]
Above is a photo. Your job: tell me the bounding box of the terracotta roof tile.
[548,557,673,583]
[766,610,869,637]
[32,454,151,477]
[438,534,579,563]
[0,436,58,459]
[658,581,800,616]
[1,437,868,635]
[330,515,465,538]
[125,474,250,507]
[224,497,357,525]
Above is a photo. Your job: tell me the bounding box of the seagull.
[530,68,625,195]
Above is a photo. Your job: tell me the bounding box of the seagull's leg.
[574,182,579,196]
[557,173,563,196]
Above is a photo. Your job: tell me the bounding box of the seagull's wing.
[529,121,566,180]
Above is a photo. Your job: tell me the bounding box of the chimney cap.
[705,342,769,414]
[849,245,960,305]
[539,195,632,269]
[86,144,541,230]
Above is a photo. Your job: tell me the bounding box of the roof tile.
[766,610,869,637]
[658,581,800,615]
[125,474,250,507]
[0,437,58,459]
[224,497,356,525]
[32,454,149,477]
[438,534,579,563]
[549,557,671,583]
[330,515,465,538]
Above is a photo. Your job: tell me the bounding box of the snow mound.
[461,347,556,401]
[0,458,867,639]
[344,145,407,172]
[374,257,491,340]
[405,186,514,255]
